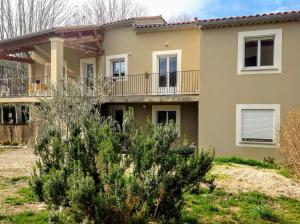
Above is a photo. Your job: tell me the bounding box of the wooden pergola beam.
[0,47,34,55]
[64,42,103,55]
[64,35,103,45]
[0,55,34,64]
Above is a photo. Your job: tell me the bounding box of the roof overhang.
[0,25,105,63]
[199,11,300,29]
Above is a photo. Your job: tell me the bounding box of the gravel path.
[0,147,37,178]
[211,163,300,200]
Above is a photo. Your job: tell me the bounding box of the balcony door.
[153,50,181,95]
[80,58,96,91]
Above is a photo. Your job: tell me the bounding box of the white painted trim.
[152,50,182,94]
[152,105,181,137]
[80,57,96,78]
[236,104,281,148]
[237,29,282,75]
[106,54,128,78]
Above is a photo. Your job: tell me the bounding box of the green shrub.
[31,108,214,223]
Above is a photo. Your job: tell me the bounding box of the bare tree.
[0,0,70,40]
[168,14,193,23]
[71,0,147,25]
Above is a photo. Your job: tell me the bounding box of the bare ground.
[211,163,300,200]
[0,147,44,216]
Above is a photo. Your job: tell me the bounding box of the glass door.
[158,55,177,94]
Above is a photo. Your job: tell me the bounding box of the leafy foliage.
[30,82,214,223]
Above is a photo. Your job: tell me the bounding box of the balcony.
[0,67,200,102]
[0,66,50,98]
[106,70,200,96]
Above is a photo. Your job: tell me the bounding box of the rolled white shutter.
[241,109,274,141]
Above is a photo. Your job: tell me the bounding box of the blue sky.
[73,0,300,19]
[195,0,300,19]
[135,0,300,19]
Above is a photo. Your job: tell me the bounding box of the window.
[108,105,126,128]
[152,50,181,94]
[158,56,177,87]
[2,105,16,124]
[80,58,96,89]
[152,105,180,136]
[236,104,280,147]
[237,29,282,74]
[20,105,30,124]
[106,54,128,78]
[157,110,176,124]
[112,59,125,77]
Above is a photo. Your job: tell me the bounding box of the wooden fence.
[0,124,36,145]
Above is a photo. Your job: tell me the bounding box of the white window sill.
[237,141,277,148]
[238,66,281,75]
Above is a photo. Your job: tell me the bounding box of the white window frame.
[106,54,128,79]
[237,29,282,75]
[236,104,280,148]
[152,50,182,94]
[152,105,181,137]
[80,57,96,78]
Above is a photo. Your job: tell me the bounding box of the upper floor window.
[237,29,282,74]
[112,59,125,77]
[106,54,128,78]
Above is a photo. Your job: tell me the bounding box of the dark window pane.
[120,61,125,76]
[159,74,167,87]
[169,57,177,73]
[159,57,167,74]
[169,56,177,87]
[113,61,120,77]
[157,111,167,124]
[261,38,274,66]
[21,105,30,124]
[168,111,176,122]
[2,105,16,124]
[115,110,124,127]
[245,40,258,67]
[169,72,177,87]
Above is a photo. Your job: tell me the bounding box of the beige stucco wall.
[31,27,200,95]
[102,27,200,74]
[107,102,198,144]
[32,42,98,79]
[199,21,300,160]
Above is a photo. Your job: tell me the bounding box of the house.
[0,11,299,159]
[0,16,200,146]
[198,11,300,159]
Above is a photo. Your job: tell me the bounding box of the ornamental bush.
[30,81,214,223]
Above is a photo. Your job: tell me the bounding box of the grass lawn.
[0,211,48,224]
[1,148,299,224]
[182,189,300,224]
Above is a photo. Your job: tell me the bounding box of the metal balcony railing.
[106,70,200,96]
[0,68,200,98]
[0,66,50,97]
